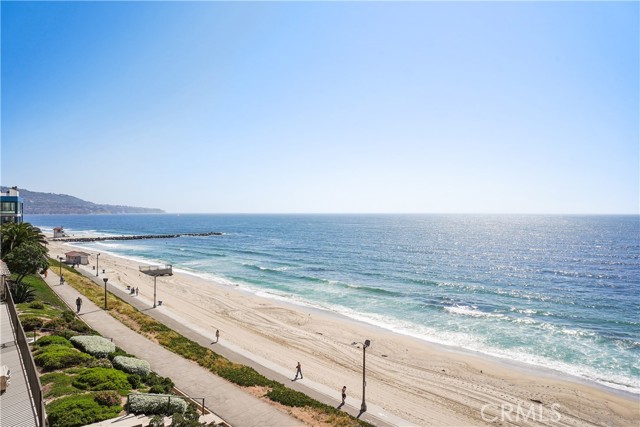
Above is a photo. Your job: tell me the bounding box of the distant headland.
[2,187,165,214]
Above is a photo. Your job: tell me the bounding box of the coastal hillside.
[3,187,165,214]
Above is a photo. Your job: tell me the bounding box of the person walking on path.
[215,329,220,343]
[75,296,82,314]
[293,362,303,380]
[341,386,347,405]
[135,287,139,296]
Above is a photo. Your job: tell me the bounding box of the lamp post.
[96,253,101,276]
[153,276,157,308]
[58,256,64,285]
[103,277,108,310]
[352,339,371,412]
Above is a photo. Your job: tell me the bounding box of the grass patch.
[41,372,82,398]
[17,302,63,318]
[22,274,68,309]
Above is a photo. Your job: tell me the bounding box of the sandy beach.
[48,240,638,427]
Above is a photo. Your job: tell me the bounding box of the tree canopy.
[4,242,49,285]
[1,222,47,258]
[1,222,49,286]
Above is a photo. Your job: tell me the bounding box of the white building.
[65,251,90,265]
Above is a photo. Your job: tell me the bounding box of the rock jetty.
[52,232,222,243]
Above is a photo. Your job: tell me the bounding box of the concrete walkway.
[42,272,303,427]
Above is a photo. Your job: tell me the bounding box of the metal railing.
[3,280,46,427]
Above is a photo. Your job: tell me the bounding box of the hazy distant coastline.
[3,187,164,214]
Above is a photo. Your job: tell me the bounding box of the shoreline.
[89,245,638,398]
[48,239,639,426]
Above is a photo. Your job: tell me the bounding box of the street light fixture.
[96,253,101,277]
[352,339,371,412]
[153,276,158,308]
[58,256,64,285]
[103,277,108,310]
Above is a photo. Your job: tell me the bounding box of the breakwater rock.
[52,232,222,243]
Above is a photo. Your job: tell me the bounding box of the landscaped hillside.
[2,187,164,214]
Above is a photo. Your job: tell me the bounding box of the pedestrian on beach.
[294,362,303,380]
[341,386,347,405]
[215,329,220,343]
[75,297,82,314]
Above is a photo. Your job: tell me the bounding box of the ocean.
[26,214,639,394]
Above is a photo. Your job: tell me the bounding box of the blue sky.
[2,1,638,214]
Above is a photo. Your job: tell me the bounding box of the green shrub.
[144,372,174,394]
[148,385,167,394]
[166,405,202,427]
[62,310,76,323]
[46,394,122,427]
[71,335,116,357]
[113,356,150,376]
[29,301,45,309]
[72,367,131,392]
[45,314,92,334]
[44,317,68,330]
[109,347,135,361]
[85,358,114,369]
[68,319,92,333]
[267,384,319,407]
[127,393,187,415]
[94,390,122,406]
[217,365,273,387]
[20,315,44,331]
[11,281,36,303]
[51,329,80,340]
[35,335,72,348]
[128,374,142,389]
[34,345,94,371]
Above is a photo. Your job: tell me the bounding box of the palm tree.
[1,222,47,259]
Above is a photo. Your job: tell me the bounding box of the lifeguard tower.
[139,265,173,308]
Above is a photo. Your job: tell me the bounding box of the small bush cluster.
[128,374,142,389]
[35,335,72,348]
[267,384,319,407]
[145,372,174,394]
[113,356,151,377]
[29,301,45,309]
[34,345,94,371]
[85,358,114,369]
[127,393,188,415]
[71,335,116,358]
[46,394,122,427]
[94,390,122,406]
[217,364,273,387]
[20,315,45,331]
[45,315,92,334]
[72,367,131,392]
[108,347,135,361]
